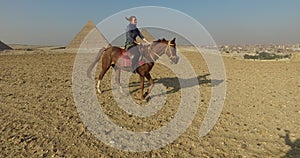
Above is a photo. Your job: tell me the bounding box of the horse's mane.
[152,38,168,46]
[153,38,167,43]
[152,38,176,47]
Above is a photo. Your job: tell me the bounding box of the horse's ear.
[162,38,166,41]
[172,38,176,42]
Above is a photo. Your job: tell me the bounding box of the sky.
[0,0,300,45]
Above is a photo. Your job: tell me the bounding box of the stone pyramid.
[136,28,155,43]
[0,41,13,51]
[66,20,109,49]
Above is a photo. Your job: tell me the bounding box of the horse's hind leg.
[97,58,111,93]
[96,80,102,93]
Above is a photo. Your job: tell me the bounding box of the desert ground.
[1,47,300,157]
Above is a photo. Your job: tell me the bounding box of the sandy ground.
[0,49,300,157]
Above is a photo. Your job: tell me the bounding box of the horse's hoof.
[97,89,102,94]
[146,95,152,102]
[143,91,149,98]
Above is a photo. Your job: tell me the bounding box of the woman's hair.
[125,16,136,22]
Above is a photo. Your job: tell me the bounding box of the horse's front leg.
[145,73,154,96]
[140,76,145,101]
[115,69,123,93]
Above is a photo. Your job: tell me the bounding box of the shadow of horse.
[128,74,224,95]
[280,130,300,157]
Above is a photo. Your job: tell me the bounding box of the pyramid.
[0,41,13,51]
[136,28,155,43]
[66,20,109,49]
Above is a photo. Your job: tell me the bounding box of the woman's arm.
[136,28,150,44]
[136,28,144,41]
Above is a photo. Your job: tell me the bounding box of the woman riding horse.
[125,16,151,73]
[87,16,179,101]
[87,38,179,101]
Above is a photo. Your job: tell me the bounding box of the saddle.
[120,49,131,59]
[118,45,148,67]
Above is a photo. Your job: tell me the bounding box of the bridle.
[147,41,176,62]
[165,41,177,61]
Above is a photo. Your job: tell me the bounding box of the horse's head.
[166,38,179,64]
[153,38,179,64]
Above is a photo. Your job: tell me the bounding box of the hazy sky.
[0,0,300,45]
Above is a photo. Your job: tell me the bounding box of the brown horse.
[87,38,179,101]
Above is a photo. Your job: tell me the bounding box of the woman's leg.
[130,45,140,73]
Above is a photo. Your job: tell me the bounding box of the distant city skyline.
[0,0,300,45]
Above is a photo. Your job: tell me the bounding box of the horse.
[87,38,179,101]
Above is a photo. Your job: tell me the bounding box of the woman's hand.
[143,38,151,45]
[134,41,141,45]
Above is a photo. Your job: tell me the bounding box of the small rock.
[276,127,281,131]
[241,144,247,149]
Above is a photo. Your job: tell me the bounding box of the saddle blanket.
[118,49,146,67]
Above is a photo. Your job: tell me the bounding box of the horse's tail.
[87,47,106,79]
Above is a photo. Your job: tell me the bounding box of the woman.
[125,16,150,73]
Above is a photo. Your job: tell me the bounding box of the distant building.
[293,48,300,51]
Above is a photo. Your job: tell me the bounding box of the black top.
[125,23,144,44]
